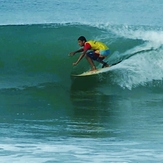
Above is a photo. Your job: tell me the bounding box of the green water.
[1,23,163,162]
[1,82,163,162]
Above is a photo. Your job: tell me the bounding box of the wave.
[0,23,163,90]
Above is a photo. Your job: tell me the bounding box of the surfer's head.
[78,36,87,46]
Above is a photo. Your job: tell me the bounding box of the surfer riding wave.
[69,36,110,71]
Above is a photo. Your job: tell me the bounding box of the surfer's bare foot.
[102,63,109,68]
[89,66,97,71]
[89,69,97,72]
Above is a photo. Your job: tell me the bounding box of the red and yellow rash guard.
[84,40,109,51]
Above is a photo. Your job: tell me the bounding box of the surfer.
[69,36,110,71]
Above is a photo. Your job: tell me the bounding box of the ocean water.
[1,0,163,162]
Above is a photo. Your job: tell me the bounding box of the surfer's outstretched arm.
[73,50,87,66]
[69,48,84,56]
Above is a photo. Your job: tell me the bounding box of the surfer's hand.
[69,52,75,56]
[73,62,77,66]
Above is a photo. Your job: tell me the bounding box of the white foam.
[110,48,163,89]
[1,140,162,162]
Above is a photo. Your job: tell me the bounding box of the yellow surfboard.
[72,66,111,77]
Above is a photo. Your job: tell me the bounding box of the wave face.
[0,23,163,90]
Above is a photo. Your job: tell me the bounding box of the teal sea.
[1,1,163,162]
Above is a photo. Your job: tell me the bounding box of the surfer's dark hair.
[78,36,87,42]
